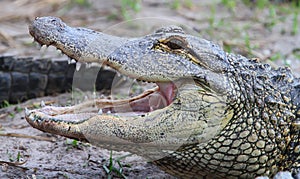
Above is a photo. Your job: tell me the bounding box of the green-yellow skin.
[26,17,300,178]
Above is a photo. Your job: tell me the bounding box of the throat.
[156,82,177,105]
[103,82,177,114]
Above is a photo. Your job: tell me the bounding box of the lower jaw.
[26,81,178,120]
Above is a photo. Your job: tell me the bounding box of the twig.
[0,160,29,171]
[0,133,56,142]
[0,160,27,166]
[0,113,8,119]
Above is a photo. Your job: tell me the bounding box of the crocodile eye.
[166,39,183,49]
[163,36,187,50]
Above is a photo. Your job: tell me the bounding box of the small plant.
[221,0,236,12]
[270,52,283,62]
[171,0,180,9]
[65,139,81,150]
[103,151,132,179]
[8,113,15,118]
[265,5,277,29]
[120,0,141,20]
[0,100,10,108]
[184,0,193,9]
[223,43,232,53]
[171,0,193,9]
[71,0,90,7]
[15,106,23,113]
[6,150,23,162]
[16,151,21,162]
[256,0,269,9]
[292,48,300,60]
[292,11,299,35]
[209,5,216,29]
[244,33,251,53]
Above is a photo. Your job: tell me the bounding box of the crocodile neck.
[152,52,300,177]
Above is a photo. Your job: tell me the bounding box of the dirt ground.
[0,0,300,178]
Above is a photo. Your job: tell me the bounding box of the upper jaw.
[29,16,129,64]
[28,17,192,117]
[29,17,203,83]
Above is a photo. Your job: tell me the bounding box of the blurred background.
[1,0,300,69]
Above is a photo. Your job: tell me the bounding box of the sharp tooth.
[86,63,92,69]
[68,58,76,64]
[150,106,154,112]
[40,45,47,51]
[24,107,30,116]
[98,109,103,115]
[57,49,62,54]
[122,76,128,81]
[40,100,46,107]
[68,58,72,64]
[35,42,41,48]
[76,62,82,71]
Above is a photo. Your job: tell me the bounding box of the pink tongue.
[156,82,176,105]
[130,82,176,112]
[103,82,176,113]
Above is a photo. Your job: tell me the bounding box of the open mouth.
[27,16,185,118]
[29,46,178,117]
[101,81,177,115]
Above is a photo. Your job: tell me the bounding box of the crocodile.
[0,56,115,105]
[25,16,300,178]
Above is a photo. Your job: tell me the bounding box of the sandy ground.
[1,0,300,178]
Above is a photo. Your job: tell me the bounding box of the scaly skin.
[25,17,300,178]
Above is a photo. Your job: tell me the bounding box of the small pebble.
[273,171,293,179]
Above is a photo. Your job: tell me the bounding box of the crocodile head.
[26,17,234,159]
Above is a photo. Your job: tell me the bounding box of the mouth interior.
[102,81,177,114]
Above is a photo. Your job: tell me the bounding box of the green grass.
[292,11,299,35]
[6,150,23,162]
[65,139,84,150]
[270,52,284,62]
[256,0,269,9]
[265,5,277,29]
[292,48,300,60]
[103,151,132,179]
[170,0,193,10]
[243,32,251,53]
[120,0,141,20]
[221,0,236,11]
[0,100,11,108]
[15,106,23,113]
[71,0,90,7]
[171,0,181,9]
